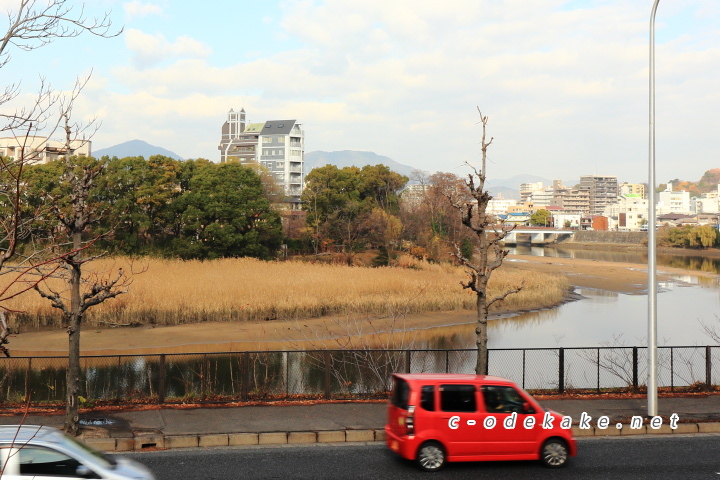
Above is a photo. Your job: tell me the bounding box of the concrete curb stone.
[258,432,287,445]
[229,433,259,446]
[199,434,229,447]
[317,431,345,443]
[345,430,374,442]
[698,423,720,433]
[288,432,316,444]
[619,425,647,435]
[80,422,720,452]
[165,435,198,449]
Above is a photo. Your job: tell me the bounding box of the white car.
[0,425,155,480]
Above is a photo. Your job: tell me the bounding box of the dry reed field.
[4,256,568,330]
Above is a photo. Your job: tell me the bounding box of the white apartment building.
[551,212,582,229]
[519,182,543,203]
[0,136,91,163]
[487,197,517,216]
[603,195,649,231]
[528,187,553,207]
[218,108,305,204]
[402,184,430,206]
[657,182,691,215]
[692,185,720,214]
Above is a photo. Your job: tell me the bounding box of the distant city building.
[519,182,543,203]
[581,215,609,231]
[0,136,91,164]
[401,184,431,206]
[579,175,618,216]
[603,196,649,231]
[547,180,589,214]
[218,108,305,205]
[619,182,646,198]
[551,212,582,229]
[487,195,517,216]
[657,182,691,215]
[519,180,589,216]
[528,187,553,207]
[691,185,720,214]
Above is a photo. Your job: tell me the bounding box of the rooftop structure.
[0,136,91,164]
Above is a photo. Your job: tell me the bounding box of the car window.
[18,446,85,477]
[420,385,435,411]
[391,377,410,410]
[482,385,527,414]
[439,384,476,412]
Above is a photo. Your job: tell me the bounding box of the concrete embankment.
[566,230,647,245]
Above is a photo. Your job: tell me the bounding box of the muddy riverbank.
[10,254,716,355]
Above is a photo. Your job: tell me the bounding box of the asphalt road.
[128,435,720,480]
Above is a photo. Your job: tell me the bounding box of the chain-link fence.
[1,346,717,406]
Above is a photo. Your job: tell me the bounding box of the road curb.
[80,423,720,452]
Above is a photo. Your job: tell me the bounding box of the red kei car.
[385,373,577,471]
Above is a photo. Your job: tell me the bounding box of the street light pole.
[648,0,660,417]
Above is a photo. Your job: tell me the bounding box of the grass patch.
[3,256,568,330]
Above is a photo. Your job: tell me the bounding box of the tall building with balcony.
[519,182,543,203]
[579,175,618,216]
[218,108,305,205]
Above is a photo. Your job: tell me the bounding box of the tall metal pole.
[648,0,660,417]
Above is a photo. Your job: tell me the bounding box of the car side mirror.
[522,402,535,414]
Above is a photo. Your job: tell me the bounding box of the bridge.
[501,227,576,245]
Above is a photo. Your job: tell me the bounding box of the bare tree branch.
[445,108,523,374]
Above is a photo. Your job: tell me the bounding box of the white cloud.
[123,1,163,19]
[84,0,720,184]
[124,28,211,68]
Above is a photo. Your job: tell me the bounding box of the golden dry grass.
[3,255,568,330]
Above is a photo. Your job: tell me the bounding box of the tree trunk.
[65,233,83,435]
[475,291,489,375]
[65,312,81,435]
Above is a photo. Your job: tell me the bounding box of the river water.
[412,245,720,349]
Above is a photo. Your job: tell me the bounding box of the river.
[412,245,720,349]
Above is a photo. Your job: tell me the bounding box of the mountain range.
[92,140,560,199]
[93,139,184,161]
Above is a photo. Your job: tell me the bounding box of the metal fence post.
[158,354,166,404]
[285,351,290,399]
[405,350,411,374]
[241,352,249,402]
[324,351,332,399]
[632,347,638,390]
[670,347,674,392]
[558,348,565,394]
[706,346,712,391]
[25,358,31,402]
[596,349,600,393]
[116,356,122,402]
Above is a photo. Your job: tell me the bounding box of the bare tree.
[447,109,522,375]
[701,315,720,344]
[33,115,130,435]
[0,0,122,432]
[1,1,121,356]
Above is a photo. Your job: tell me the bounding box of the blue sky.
[2,0,719,185]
